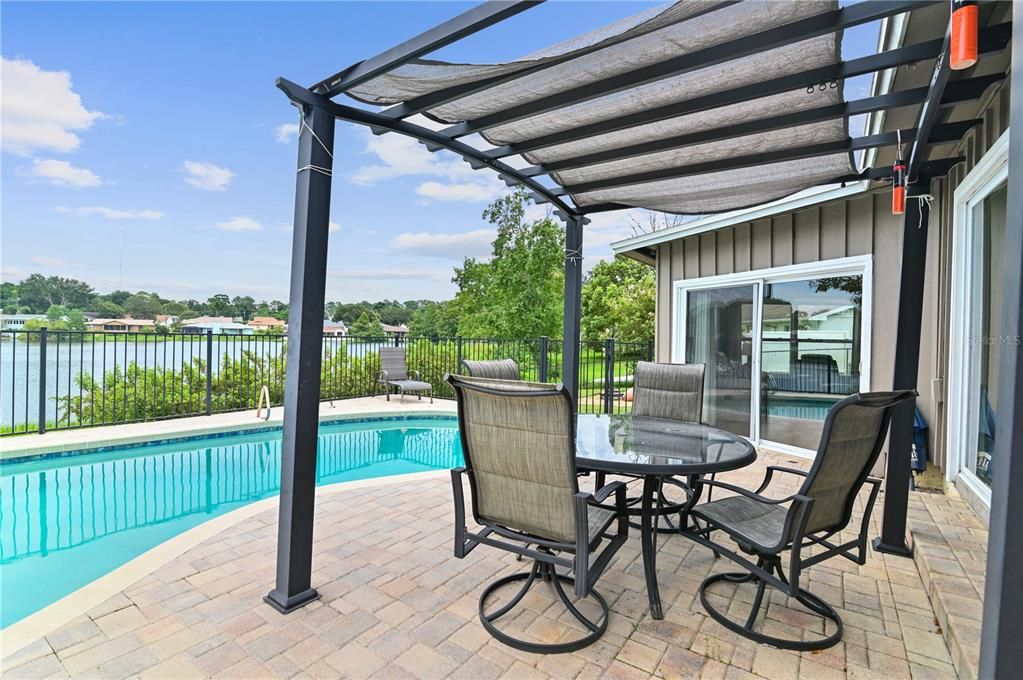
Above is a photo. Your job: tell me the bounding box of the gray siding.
[652,80,1011,470]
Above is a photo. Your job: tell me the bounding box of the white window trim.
[945,130,1010,508]
[671,255,873,457]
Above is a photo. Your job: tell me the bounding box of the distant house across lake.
[323,320,347,337]
[0,314,46,331]
[179,316,254,335]
[248,316,286,332]
[84,318,156,333]
[381,323,408,338]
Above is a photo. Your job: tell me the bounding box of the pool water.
[0,417,461,627]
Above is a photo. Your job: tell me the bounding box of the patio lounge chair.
[686,390,916,651]
[375,347,432,403]
[461,358,520,380]
[447,374,629,653]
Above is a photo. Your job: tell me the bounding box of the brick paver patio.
[3,451,961,679]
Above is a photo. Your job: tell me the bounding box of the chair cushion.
[694,495,789,551]
[389,380,432,391]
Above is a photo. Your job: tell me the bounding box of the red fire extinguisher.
[950,1,978,71]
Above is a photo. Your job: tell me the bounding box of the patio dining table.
[576,414,757,620]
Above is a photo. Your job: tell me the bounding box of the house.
[248,316,286,331]
[0,313,46,331]
[180,316,254,335]
[381,323,408,337]
[84,318,157,333]
[611,3,1012,520]
[322,320,347,337]
[155,314,179,326]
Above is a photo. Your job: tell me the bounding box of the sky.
[1,1,880,304]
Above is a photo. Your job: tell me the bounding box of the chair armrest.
[700,477,799,506]
[376,369,389,382]
[592,480,627,504]
[755,465,809,494]
[409,369,422,381]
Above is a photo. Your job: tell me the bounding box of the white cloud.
[1,265,27,281]
[389,229,495,260]
[275,123,299,143]
[350,130,502,203]
[183,161,234,191]
[23,159,101,187]
[215,216,262,232]
[56,206,163,220]
[416,181,501,203]
[29,255,65,268]
[1,57,106,156]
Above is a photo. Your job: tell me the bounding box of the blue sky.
[1,1,880,304]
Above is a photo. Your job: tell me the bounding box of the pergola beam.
[311,1,543,96]
[516,74,1002,177]
[544,119,978,199]
[441,0,930,138]
[483,23,1010,160]
[277,78,580,217]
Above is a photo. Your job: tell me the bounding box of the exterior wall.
[652,80,1011,471]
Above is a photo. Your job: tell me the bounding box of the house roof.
[180,316,235,326]
[381,324,409,333]
[249,316,285,326]
[85,318,156,327]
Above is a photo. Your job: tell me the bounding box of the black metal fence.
[0,330,653,436]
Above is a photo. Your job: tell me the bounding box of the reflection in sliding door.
[684,285,755,437]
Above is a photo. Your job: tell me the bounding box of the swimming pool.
[0,416,461,627]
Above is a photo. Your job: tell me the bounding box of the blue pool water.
[0,416,461,627]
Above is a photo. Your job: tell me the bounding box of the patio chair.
[686,390,917,651]
[461,358,521,380]
[375,346,432,403]
[447,374,629,653]
[631,361,705,422]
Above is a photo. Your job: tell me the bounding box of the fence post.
[394,333,401,347]
[603,338,615,415]
[457,336,463,372]
[205,330,213,416]
[539,336,549,382]
[38,327,48,434]
[647,339,654,362]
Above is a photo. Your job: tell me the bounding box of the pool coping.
[0,468,448,661]
[0,400,458,462]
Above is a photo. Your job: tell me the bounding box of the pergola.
[268,2,1021,675]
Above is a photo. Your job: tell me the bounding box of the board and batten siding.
[653,79,1011,472]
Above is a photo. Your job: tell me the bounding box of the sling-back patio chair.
[686,390,917,651]
[596,361,707,517]
[461,358,521,380]
[375,346,433,403]
[447,374,629,653]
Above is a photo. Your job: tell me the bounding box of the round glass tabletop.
[576,414,756,475]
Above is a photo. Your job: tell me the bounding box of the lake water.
[0,336,388,430]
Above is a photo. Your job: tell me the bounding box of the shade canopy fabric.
[346,0,855,215]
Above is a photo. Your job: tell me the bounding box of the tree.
[205,294,234,317]
[452,189,565,339]
[408,300,460,337]
[92,299,125,318]
[102,290,132,306]
[581,256,655,343]
[350,310,384,336]
[123,292,163,319]
[1,282,18,312]
[17,274,95,312]
[232,296,257,321]
[161,301,192,317]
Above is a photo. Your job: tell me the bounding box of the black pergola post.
[874,181,930,557]
[980,11,1022,676]
[562,215,583,403]
[265,103,335,614]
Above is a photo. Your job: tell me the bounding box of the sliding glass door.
[676,257,870,453]
[683,285,756,437]
[759,276,863,450]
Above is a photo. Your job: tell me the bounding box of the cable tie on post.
[297,164,333,177]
